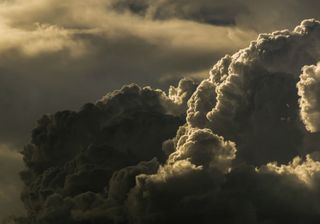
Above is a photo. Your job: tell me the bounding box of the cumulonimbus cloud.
[8,19,320,224]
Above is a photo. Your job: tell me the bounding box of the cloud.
[187,19,320,165]
[9,18,320,224]
[0,0,257,148]
[124,18,320,223]
[2,2,320,223]
[159,78,198,116]
[0,145,25,221]
[108,0,320,31]
[127,153,320,223]
[261,154,320,186]
[298,63,320,133]
[0,0,319,148]
[76,19,320,223]
[12,82,190,223]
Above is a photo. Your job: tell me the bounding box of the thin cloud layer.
[108,0,320,31]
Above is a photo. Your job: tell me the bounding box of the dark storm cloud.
[14,81,194,223]
[109,0,320,31]
[110,0,239,26]
[0,1,253,220]
[10,19,320,224]
[2,0,320,223]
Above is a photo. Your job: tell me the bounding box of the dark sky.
[1,0,320,221]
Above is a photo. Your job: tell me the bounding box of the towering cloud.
[188,19,320,165]
[9,19,320,224]
[298,63,320,133]
[123,19,320,223]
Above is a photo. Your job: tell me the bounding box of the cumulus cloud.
[126,128,236,223]
[7,19,320,224]
[10,82,191,223]
[126,154,320,223]
[261,154,320,186]
[298,63,320,133]
[186,19,320,165]
[159,78,198,116]
[129,19,320,223]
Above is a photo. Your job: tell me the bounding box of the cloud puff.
[126,128,236,223]
[298,63,320,133]
[159,78,198,116]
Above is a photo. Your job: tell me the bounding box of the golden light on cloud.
[261,155,320,186]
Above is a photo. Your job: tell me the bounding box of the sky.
[1,0,320,223]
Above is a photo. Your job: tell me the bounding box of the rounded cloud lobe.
[9,19,320,224]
